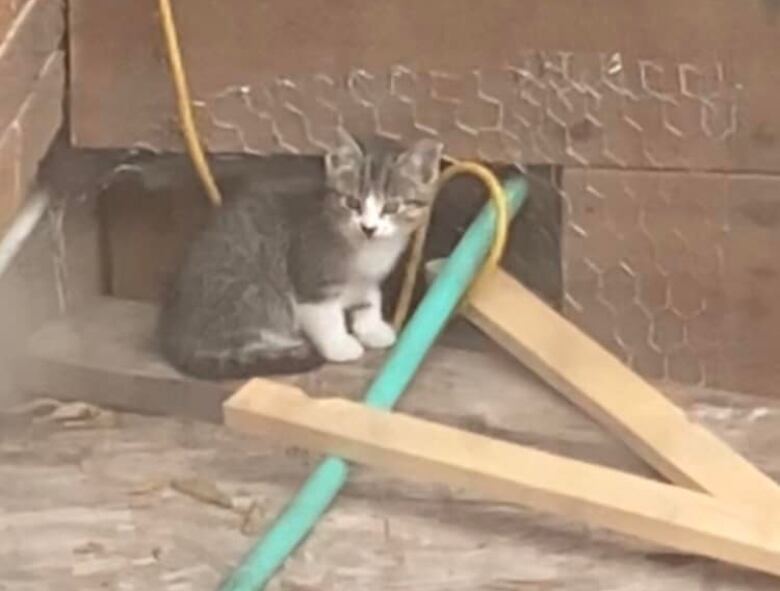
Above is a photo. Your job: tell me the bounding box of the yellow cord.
[157,0,223,207]
[392,160,509,329]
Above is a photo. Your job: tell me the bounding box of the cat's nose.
[360,224,377,238]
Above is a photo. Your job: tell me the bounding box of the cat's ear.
[325,128,363,194]
[397,138,444,186]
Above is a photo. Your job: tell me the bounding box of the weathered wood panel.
[0,0,64,231]
[0,0,32,39]
[563,169,780,398]
[0,0,62,134]
[69,0,780,172]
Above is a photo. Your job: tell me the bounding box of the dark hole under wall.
[94,154,564,326]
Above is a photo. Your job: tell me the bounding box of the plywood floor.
[5,347,780,589]
[1,407,778,591]
[0,405,780,591]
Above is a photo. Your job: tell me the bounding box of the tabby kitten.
[158,130,443,379]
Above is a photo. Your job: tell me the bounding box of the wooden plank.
[0,0,62,229]
[224,379,780,579]
[561,168,780,398]
[463,268,780,508]
[0,52,65,231]
[28,297,653,472]
[20,297,780,479]
[0,0,63,135]
[69,0,780,172]
[0,0,33,42]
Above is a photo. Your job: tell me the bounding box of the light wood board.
[224,379,780,579]
[463,268,780,509]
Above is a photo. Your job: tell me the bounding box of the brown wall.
[68,1,780,397]
[70,0,780,172]
[563,169,780,396]
[0,0,64,233]
[0,0,32,38]
[0,136,108,406]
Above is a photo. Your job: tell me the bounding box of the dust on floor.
[0,399,777,591]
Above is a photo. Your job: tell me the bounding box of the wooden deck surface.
[3,298,780,589]
[3,394,779,590]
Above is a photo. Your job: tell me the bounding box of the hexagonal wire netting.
[97,50,747,392]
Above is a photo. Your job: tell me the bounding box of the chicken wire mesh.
[102,49,760,394]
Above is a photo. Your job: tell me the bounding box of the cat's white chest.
[352,236,407,282]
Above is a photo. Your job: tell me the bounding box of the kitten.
[157,130,443,379]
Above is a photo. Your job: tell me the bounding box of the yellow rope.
[157,0,223,207]
[392,160,509,329]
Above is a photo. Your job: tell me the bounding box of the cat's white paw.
[320,334,365,363]
[353,318,396,349]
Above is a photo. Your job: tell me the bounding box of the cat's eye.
[382,201,401,214]
[406,199,427,209]
[343,196,362,211]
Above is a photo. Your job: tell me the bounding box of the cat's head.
[324,129,443,240]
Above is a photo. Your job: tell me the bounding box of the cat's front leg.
[298,299,364,362]
[352,286,396,349]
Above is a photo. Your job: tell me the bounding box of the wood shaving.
[6,397,117,429]
[170,477,233,510]
[73,541,105,555]
[129,478,170,496]
[238,499,267,535]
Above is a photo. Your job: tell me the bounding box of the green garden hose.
[220,175,529,591]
